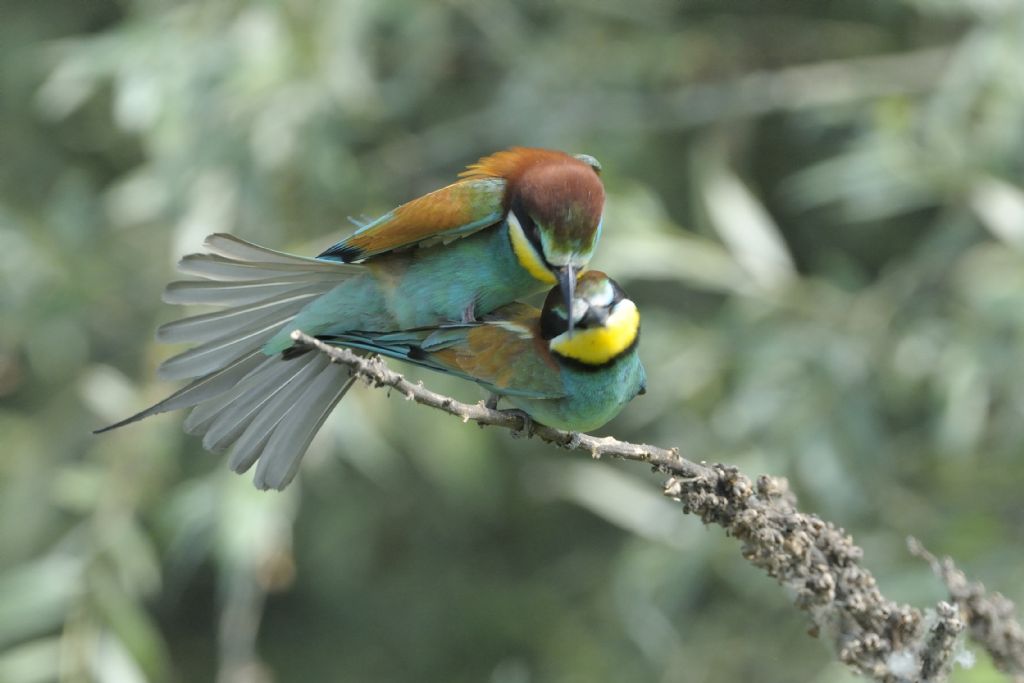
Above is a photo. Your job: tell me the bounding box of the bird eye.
[509,203,546,261]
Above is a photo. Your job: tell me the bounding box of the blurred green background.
[3,0,1024,681]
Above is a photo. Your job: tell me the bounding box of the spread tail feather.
[96,234,359,489]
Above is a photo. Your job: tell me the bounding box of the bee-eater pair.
[99,147,646,489]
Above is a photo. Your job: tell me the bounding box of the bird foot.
[502,409,535,438]
[484,393,501,410]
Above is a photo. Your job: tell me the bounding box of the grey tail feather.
[93,352,266,433]
[183,351,356,490]
[95,233,359,488]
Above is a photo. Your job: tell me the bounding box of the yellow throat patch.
[507,212,557,285]
[550,300,640,366]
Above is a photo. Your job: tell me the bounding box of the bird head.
[461,148,605,334]
[539,270,640,368]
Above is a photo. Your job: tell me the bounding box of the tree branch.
[909,539,1024,681]
[292,330,1024,682]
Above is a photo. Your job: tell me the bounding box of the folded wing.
[325,304,566,399]
[318,178,506,262]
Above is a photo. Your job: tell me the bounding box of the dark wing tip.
[92,414,137,434]
[317,243,364,263]
[93,399,171,434]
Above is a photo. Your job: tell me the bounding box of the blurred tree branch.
[909,539,1024,681]
[292,330,1024,683]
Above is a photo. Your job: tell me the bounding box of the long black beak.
[557,264,576,336]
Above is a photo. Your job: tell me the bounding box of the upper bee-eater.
[324,270,647,433]
[97,148,607,489]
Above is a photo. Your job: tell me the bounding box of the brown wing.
[426,304,566,398]
[318,178,506,262]
[318,147,594,263]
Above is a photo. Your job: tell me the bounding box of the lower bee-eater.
[325,270,647,433]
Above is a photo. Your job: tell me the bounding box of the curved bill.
[557,264,576,337]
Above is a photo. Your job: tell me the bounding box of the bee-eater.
[97,148,607,489]
[324,271,647,433]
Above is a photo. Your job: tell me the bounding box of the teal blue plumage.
[326,272,647,432]
[262,220,546,353]
[515,351,645,432]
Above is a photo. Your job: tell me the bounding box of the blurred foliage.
[2,0,1024,681]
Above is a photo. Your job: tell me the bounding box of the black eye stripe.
[509,201,546,260]
[540,300,615,339]
[539,306,566,340]
[524,218,543,252]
